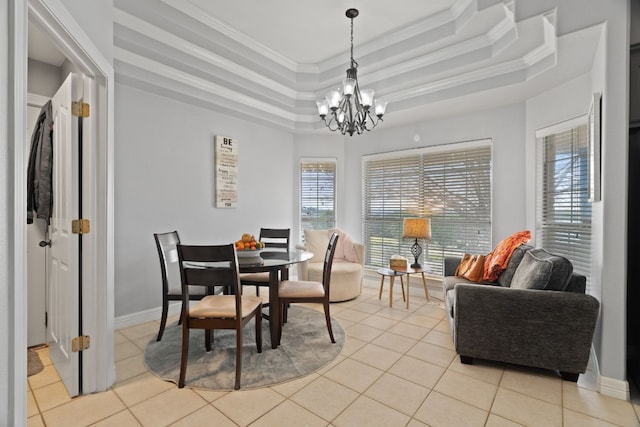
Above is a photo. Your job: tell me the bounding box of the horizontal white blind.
[536,124,592,289]
[301,160,336,231]
[363,142,492,275]
[423,147,492,274]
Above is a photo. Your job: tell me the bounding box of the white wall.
[596,0,630,392]
[114,84,295,317]
[59,0,113,63]
[336,104,528,245]
[27,58,62,97]
[1,0,19,422]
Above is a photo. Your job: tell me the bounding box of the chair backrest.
[259,228,290,252]
[154,231,182,295]
[322,233,339,295]
[177,243,242,317]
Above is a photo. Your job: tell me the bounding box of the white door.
[27,101,48,347]
[48,73,81,397]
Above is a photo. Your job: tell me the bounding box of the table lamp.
[402,218,431,269]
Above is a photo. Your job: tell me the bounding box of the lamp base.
[410,239,423,271]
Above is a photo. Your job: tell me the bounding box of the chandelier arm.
[325,114,341,132]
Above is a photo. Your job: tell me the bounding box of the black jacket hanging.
[27,100,53,224]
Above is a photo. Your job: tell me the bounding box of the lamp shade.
[402,218,431,240]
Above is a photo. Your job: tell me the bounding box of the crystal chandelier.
[316,8,387,137]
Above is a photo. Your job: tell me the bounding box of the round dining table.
[237,250,313,348]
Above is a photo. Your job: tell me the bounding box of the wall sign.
[214,135,238,208]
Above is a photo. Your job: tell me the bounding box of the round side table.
[376,268,407,308]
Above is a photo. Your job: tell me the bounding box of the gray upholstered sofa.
[443,245,600,381]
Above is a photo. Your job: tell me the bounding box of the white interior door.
[48,72,80,397]
[27,101,48,347]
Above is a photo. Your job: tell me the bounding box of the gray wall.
[114,84,295,317]
[331,103,527,245]
[27,58,62,97]
[1,1,15,422]
[59,0,113,63]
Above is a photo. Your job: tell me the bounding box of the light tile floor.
[27,277,640,426]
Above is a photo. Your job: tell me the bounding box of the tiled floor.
[27,276,640,426]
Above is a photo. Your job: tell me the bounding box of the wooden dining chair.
[153,231,208,341]
[240,228,290,296]
[277,232,338,344]
[177,243,263,390]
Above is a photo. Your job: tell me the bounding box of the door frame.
[9,0,114,419]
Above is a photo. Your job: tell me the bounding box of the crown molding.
[114,8,301,99]
[111,0,572,133]
[159,0,300,72]
[316,0,478,74]
[114,47,298,122]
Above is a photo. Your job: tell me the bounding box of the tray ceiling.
[32,0,602,134]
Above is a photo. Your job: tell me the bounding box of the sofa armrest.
[454,284,599,373]
[444,257,462,276]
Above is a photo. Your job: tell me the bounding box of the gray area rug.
[27,348,44,377]
[144,305,345,390]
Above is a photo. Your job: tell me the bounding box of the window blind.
[363,142,492,275]
[536,124,592,289]
[300,160,336,231]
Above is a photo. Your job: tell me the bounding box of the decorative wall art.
[214,135,238,208]
[588,92,602,202]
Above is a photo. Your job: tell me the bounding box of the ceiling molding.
[111,0,602,134]
[159,0,300,72]
[114,8,301,99]
[315,0,478,74]
[115,47,298,122]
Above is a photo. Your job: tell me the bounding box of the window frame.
[362,139,492,275]
[299,158,337,235]
[535,116,592,289]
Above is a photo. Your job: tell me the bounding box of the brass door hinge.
[72,335,90,352]
[72,219,90,234]
[72,101,90,118]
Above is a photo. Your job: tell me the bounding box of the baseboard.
[114,302,181,330]
[600,375,631,400]
[590,345,631,400]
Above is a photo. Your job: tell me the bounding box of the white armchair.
[296,229,364,302]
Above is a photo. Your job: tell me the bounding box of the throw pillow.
[328,228,359,263]
[483,230,532,281]
[455,253,487,282]
[496,244,533,287]
[510,249,573,291]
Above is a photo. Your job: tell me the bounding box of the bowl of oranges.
[235,234,266,260]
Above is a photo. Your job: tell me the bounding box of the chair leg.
[256,286,260,297]
[278,301,285,345]
[283,302,289,323]
[205,329,212,352]
[178,324,189,388]
[323,301,335,343]
[255,309,263,353]
[157,297,169,341]
[235,327,242,390]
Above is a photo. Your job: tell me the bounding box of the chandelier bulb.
[343,78,356,96]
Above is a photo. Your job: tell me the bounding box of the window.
[363,141,492,275]
[536,120,591,288]
[300,159,336,231]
